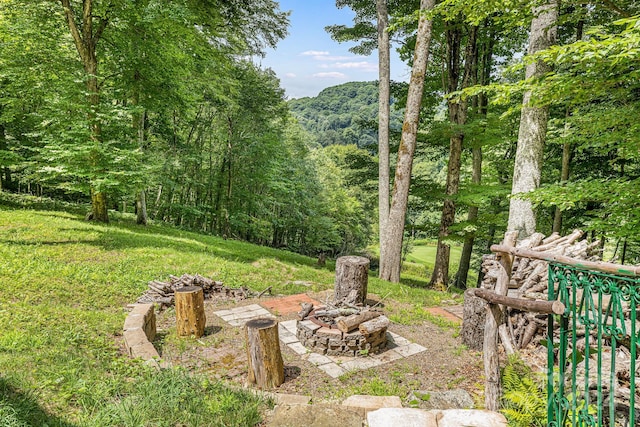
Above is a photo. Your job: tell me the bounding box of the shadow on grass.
[18,210,325,269]
[0,377,77,427]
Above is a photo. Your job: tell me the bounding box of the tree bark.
[507,0,558,238]
[245,318,284,389]
[377,0,391,273]
[336,310,381,333]
[175,286,206,338]
[334,256,369,305]
[379,0,435,283]
[457,146,482,288]
[136,190,148,225]
[431,24,477,289]
[60,0,110,222]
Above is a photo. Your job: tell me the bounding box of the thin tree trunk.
[431,24,477,289]
[60,0,109,223]
[507,1,558,238]
[552,21,581,234]
[552,139,571,233]
[379,0,435,283]
[457,146,482,287]
[377,0,391,274]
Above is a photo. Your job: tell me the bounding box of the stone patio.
[212,297,428,378]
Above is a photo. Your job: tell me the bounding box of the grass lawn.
[0,195,457,426]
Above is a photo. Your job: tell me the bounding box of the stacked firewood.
[136,273,252,307]
[298,289,388,334]
[480,229,601,350]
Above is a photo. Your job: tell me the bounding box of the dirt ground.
[154,291,485,405]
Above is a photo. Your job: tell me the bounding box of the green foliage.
[288,81,404,149]
[501,356,547,427]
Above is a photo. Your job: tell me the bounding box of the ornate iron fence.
[547,262,640,426]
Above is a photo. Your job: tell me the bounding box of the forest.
[1,0,640,286]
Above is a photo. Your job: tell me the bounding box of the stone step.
[266,394,508,427]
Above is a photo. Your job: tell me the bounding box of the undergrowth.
[501,355,547,427]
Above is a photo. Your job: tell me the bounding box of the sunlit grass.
[0,195,458,425]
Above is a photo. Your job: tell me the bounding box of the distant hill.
[288,81,403,149]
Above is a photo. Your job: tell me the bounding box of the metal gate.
[547,262,640,426]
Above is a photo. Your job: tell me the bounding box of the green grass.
[0,194,458,425]
[402,240,478,287]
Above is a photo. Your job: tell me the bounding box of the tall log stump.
[245,318,284,389]
[334,256,369,305]
[461,288,486,351]
[175,286,206,338]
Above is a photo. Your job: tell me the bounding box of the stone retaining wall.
[123,303,162,366]
[296,319,387,356]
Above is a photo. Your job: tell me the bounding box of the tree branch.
[59,0,86,59]
[599,0,631,17]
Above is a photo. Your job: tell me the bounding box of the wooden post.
[334,256,369,305]
[245,318,284,389]
[175,286,206,338]
[484,231,517,411]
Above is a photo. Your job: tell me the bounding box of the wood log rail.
[490,244,640,277]
[470,288,565,315]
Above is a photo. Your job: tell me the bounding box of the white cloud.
[300,50,356,61]
[284,73,297,78]
[301,50,329,56]
[312,72,347,79]
[319,61,377,72]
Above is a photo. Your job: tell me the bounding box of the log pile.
[136,273,252,307]
[296,291,388,356]
[479,229,601,351]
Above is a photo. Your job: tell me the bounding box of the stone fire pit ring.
[296,318,388,357]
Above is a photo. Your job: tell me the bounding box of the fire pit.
[296,255,389,357]
[296,309,388,356]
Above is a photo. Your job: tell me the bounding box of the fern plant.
[500,355,547,427]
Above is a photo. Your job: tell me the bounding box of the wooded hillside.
[288,81,404,149]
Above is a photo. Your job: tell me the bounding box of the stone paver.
[317,362,346,378]
[306,353,333,366]
[260,293,321,316]
[214,301,427,379]
[367,408,438,427]
[342,395,403,417]
[212,304,275,327]
[425,306,462,324]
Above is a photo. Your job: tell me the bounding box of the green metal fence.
[547,262,640,426]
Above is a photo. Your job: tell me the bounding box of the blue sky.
[259,0,411,99]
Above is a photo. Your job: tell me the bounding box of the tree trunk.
[377,0,391,274]
[431,24,477,290]
[334,256,369,305]
[379,0,435,283]
[552,139,571,233]
[136,190,148,225]
[507,0,558,238]
[245,318,284,389]
[60,0,110,223]
[457,146,482,288]
[175,286,206,338]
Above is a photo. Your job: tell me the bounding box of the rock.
[341,394,402,416]
[367,408,438,427]
[408,388,473,410]
[435,409,508,427]
[268,404,363,427]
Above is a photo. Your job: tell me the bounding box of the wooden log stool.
[175,286,206,338]
[334,255,369,305]
[245,318,284,389]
